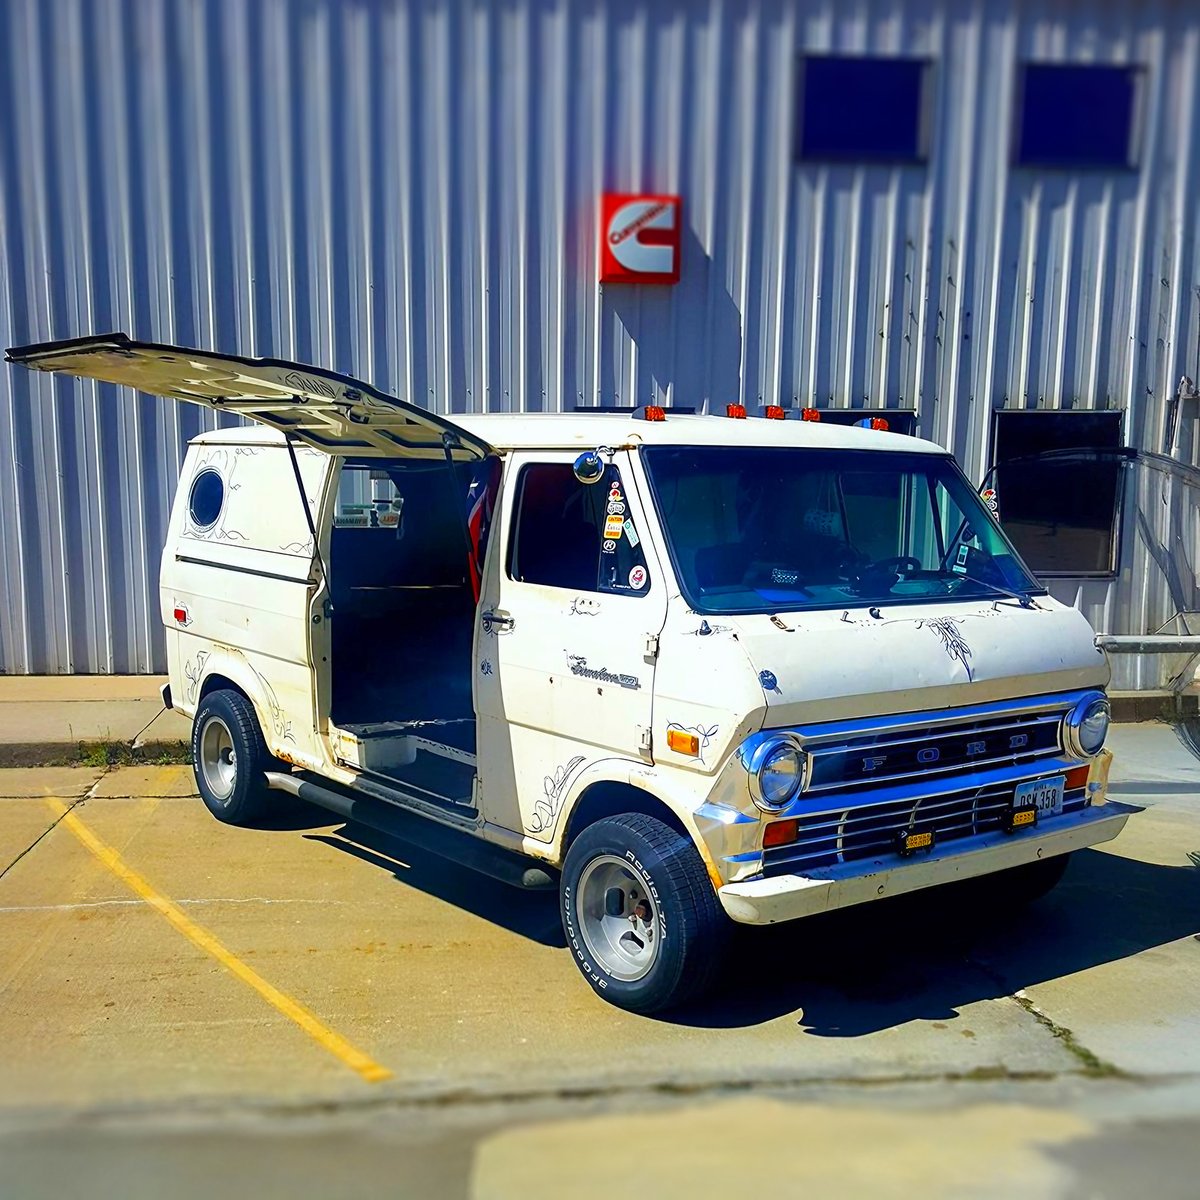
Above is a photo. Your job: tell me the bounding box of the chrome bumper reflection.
[717,802,1139,925]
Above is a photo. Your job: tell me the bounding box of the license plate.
[1014,775,1065,818]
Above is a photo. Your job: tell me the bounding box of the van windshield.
[641,446,1043,615]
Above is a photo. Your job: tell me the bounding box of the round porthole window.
[188,468,225,530]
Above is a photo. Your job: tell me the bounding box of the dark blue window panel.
[1016,64,1139,169]
[797,56,928,162]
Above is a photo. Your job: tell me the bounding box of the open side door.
[5,332,492,461]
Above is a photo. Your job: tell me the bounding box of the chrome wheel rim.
[577,854,661,982]
[199,716,237,802]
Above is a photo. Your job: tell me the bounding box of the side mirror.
[573,450,604,485]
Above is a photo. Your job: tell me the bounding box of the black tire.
[972,852,1072,907]
[191,689,274,825]
[560,812,729,1014]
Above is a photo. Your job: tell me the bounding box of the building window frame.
[989,409,1127,580]
[1012,61,1145,171]
[794,54,934,165]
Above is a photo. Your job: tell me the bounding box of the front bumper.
[717,801,1139,925]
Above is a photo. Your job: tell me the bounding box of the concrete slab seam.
[0,772,106,882]
[1010,989,1123,1078]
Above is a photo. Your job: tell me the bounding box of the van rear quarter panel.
[161,440,331,766]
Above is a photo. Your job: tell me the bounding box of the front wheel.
[560,812,729,1014]
[192,689,274,825]
[966,852,1072,909]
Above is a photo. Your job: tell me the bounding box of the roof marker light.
[800,408,821,422]
[856,416,890,431]
[726,403,747,419]
[640,405,667,422]
[764,405,786,420]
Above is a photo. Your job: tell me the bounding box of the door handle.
[482,609,514,632]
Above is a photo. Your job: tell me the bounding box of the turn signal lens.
[801,408,821,421]
[764,405,786,420]
[763,818,800,849]
[641,405,666,421]
[726,403,747,419]
[667,728,701,757]
[1065,764,1090,790]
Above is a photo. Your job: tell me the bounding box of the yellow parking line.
[44,797,393,1085]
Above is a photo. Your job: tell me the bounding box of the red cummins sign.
[599,193,682,284]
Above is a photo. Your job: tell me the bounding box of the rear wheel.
[560,812,729,1014]
[192,689,274,825]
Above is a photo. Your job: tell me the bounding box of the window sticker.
[604,515,625,539]
[623,519,640,547]
[628,565,647,589]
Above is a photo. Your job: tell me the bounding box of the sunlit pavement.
[0,723,1197,1198]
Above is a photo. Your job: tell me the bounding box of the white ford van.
[8,334,1136,1013]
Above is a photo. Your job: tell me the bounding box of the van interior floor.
[332,719,476,811]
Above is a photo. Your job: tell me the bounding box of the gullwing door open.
[5,332,492,461]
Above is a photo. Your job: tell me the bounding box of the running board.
[264,771,556,890]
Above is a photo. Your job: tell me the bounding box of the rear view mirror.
[573,450,604,485]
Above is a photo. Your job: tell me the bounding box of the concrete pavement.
[0,722,1196,1196]
[0,675,191,765]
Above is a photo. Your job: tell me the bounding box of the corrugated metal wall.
[2,0,1198,682]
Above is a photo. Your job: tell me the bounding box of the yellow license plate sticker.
[904,830,933,852]
[1011,807,1037,828]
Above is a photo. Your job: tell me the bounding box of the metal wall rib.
[1,0,1198,681]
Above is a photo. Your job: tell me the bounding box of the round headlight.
[1064,695,1109,758]
[754,742,805,811]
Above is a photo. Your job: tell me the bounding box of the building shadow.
[599,224,742,411]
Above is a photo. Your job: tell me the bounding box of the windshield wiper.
[950,568,1037,609]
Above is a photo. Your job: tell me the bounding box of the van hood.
[727,597,1108,727]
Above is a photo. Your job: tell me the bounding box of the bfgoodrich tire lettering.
[191,688,274,825]
[560,812,729,1014]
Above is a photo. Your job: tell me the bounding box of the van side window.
[508,463,649,595]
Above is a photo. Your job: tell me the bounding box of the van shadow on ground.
[302,823,566,949]
[291,810,1200,1036]
[680,848,1200,1034]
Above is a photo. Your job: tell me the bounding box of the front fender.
[551,756,754,890]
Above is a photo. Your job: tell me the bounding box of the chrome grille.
[763,784,1088,876]
[804,709,1064,794]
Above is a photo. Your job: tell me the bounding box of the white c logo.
[607,200,677,275]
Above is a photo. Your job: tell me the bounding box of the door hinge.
[644,633,660,659]
[638,725,653,753]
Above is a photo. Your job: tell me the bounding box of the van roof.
[192,413,947,456]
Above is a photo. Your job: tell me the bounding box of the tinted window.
[1015,64,1139,168]
[992,412,1124,575]
[188,469,225,530]
[508,463,649,595]
[796,56,928,162]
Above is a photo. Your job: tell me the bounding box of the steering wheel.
[871,555,923,576]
